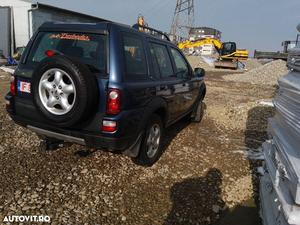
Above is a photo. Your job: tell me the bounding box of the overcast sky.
[40,0,300,53]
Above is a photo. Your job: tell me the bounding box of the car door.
[169,47,199,113]
[149,42,183,121]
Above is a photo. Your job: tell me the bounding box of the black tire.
[191,100,204,123]
[133,114,164,167]
[32,55,98,127]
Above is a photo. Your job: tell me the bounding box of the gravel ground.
[0,59,278,225]
[223,59,288,86]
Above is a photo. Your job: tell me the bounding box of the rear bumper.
[8,113,140,152]
[5,91,145,152]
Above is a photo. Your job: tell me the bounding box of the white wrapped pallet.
[260,44,300,225]
[262,141,300,225]
[287,49,300,71]
[260,172,289,225]
[275,72,300,137]
[268,118,300,204]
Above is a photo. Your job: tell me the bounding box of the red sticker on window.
[50,33,90,41]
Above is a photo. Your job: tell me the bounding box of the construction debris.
[224,60,288,86]
[260,54,300,225]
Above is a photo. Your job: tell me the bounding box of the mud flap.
[123,133,143,158]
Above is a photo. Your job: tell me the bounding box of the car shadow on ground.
[161,118,191,152]
[161,103,207,155]
[164,168,225,225]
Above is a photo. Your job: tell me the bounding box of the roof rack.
[132,24,170,41]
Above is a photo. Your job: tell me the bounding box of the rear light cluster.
[101,89,122,133]
[106,89,121,115]
[10,76,16,96]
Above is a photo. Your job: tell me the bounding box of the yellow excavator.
[215,41,249,69]
[178,38,249,69]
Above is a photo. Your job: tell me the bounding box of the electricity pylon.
[170,0,195,42]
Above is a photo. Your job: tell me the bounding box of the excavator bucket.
[214,60,238,70]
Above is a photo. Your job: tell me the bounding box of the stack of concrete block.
[260,48,300,225]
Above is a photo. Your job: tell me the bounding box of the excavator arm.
[178,38,222,51]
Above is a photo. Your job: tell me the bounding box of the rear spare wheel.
[32,55,98,127]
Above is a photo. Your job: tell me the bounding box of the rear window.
[27,32,107,73]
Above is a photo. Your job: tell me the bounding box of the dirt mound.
[224,60,288,86]
[187,56,214,70]
[243,59,262,71]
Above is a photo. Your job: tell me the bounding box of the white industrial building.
[0,0,108,57]
[188,27,222,56]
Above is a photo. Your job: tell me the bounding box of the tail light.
[10,76,16,96]
[101,120,117,132]
[106,89,121,115]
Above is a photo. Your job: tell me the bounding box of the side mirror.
[194,68,206,78]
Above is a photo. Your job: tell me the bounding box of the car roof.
[39,22,111,34]
[39,22,174,46]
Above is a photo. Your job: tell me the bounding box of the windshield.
[221,42,236,55]
[27,32,107,72]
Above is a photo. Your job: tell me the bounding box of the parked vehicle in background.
[5,22,206,166]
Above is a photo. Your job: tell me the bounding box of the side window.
[149,45,160,78]
[150,43,174,79]
[123,35,147,78]
[170,48,190,79]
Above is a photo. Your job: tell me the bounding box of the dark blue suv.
[5,22,206,166]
